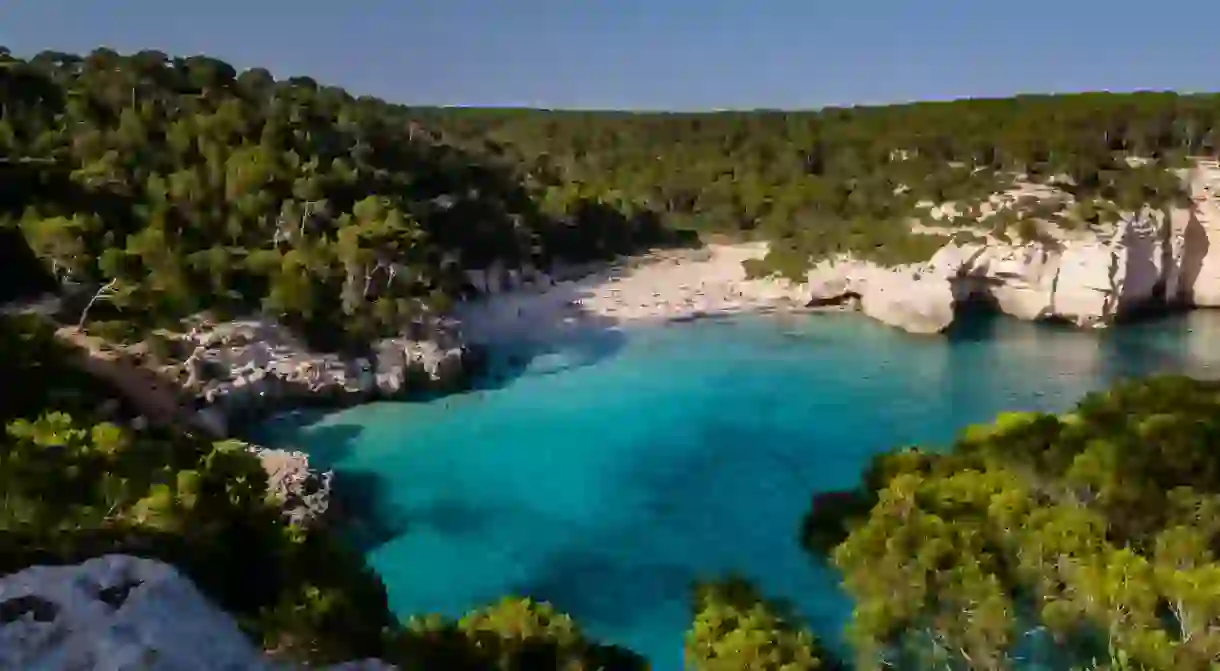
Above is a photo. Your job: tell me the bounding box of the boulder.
[247,445,333,527]
[0,555,395,671]
[372,334,468,396]
[859,271,956,334]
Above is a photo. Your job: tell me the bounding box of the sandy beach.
[451,242,829,343]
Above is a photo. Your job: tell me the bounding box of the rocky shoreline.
[44,160,1220,536]
[449,160,1220,338]
[166,317,486,529]
[51,315,486,531]
[793,162,1220,334]
[172,317,479,438]
[107,159,1220,445]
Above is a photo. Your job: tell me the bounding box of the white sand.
[451,242,826,343]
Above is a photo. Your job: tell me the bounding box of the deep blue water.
[260,310,1220,669]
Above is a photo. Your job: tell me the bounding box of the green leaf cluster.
[686,576,836,670]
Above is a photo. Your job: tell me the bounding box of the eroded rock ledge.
[173,316,477,437]
[798,161,1220,334]
[246,443,333,527]
[0,555,394,671]
[53,316,481,530]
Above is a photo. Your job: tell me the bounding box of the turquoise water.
[261,310,1220,669]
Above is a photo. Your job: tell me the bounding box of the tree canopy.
[4,46,1216,341]
[0,46,686,350]
[806,375,1220,671]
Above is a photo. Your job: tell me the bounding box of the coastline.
[46,230,1216,530]
[450,241,845,345]
[57,222,1220,442]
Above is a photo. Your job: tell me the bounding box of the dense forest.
[405,97,1200,279]
[5,45,1220,669]
[2,46,1216,347]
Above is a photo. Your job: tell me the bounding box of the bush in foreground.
[812,375,1220,671]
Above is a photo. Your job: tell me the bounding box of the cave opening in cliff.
[946,289,1007,341]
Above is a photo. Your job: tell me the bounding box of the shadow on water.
[327,470,411,554]
[254,416,411,553]
[456,282,632,393]
[507,546,696,631]
[331,468,504,555]
[258,412,524,554]
[1099,311,1220,381]
[472,326,629,392]
[946,306,1220,402]
[944,302,1080,343]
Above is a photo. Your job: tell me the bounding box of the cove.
[258,310,1220,669]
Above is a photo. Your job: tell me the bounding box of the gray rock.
[174,317,477,434]
[0,555,396,671]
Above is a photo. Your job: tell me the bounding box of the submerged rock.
[0,555,394,671]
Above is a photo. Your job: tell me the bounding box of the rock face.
[802,162,1220,334]
[0,555,395,670]
[372,330,468,397]
[177,317,475,435]
[247,444,333,527]
[1182,160,1220,306]
[859,270,957,335]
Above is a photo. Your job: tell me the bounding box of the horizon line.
[6,46,1215,114]
[400,87,1215,114]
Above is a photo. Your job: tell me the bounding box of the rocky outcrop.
[372,331,469,397]
[1181,159,1220,306]
[859,269,957,334]
[246,444,333,527]
[0,555,394,671]
[808,261,958,334]
[177,317,476,435]
[801,162,1220,334]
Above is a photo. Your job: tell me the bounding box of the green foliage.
[406,93,1203,274]
[4,48,1214,341]
[394,597,647,670]
[1,48,684,351]
[0,314,392,663]
[815,376,1220,671]
[9,44,1220,670]
[686,576,834,670]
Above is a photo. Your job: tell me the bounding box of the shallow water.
[259,310,1220,669]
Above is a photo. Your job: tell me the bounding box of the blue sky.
[2,0,1216,111]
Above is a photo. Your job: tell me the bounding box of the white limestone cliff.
[1181,159,1220,306]
[0,555,395,671]
[798,162,1220,334]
